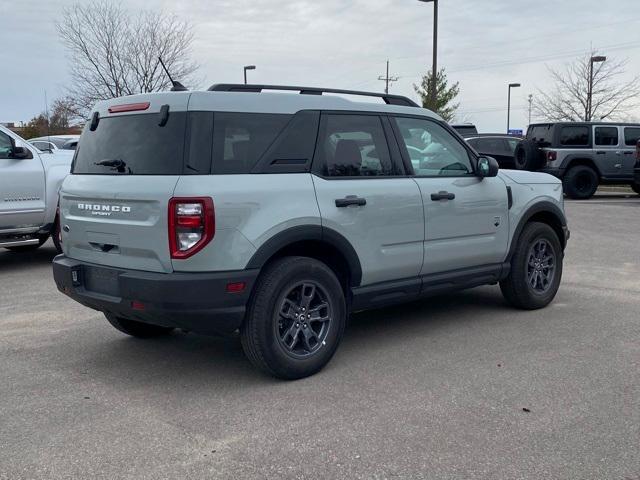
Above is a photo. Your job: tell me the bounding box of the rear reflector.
[108,102,150,113]
[168,197,215,259]
[131,300,146,311]
[226,282,246,293]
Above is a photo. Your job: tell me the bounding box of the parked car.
[0,125,70,252]
[29,135,80,152]
[465,134,523,169]
[513,122,640,199]
[52,84,569,379]
[450,123,478,136]
[634,139,640,188]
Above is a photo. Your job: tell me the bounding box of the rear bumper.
[52,255,258,335]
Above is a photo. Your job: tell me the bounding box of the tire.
[631,183,640,195]
[562,165,598,199]
[500,222,563,310]
[241,256,346,380]
[5,236,48,252]
[105,313,174,338]
[51,213,62,254]
[513,140,544,170]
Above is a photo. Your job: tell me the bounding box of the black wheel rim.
[575,172,594,193]
[527,239,556,294]
[274,282,332,358]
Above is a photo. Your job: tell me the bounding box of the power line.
[378,60,399,94]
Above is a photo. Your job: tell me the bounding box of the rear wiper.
[94,158,132,174]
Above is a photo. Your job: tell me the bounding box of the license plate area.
[83,266,121,297]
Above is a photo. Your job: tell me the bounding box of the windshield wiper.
[94,158,132,174]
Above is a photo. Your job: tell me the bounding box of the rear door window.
[559,126,589,147]
[73,112,187,175]
[624,127,640,146]
[594,126,619,146]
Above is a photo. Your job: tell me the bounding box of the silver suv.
[514,122,640,199]
[53,84,569,379]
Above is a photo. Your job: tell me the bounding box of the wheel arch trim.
[507,201,568,261]
[245,225,363,287]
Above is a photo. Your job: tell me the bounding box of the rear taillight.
[168,197,214,259]
[546,151,557,162]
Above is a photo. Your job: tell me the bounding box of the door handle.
[623,151,633,155]
[335,195,366,207]
[430,191,455,201]
[596,151,606,154]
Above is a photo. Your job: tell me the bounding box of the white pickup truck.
[0,124,72,252]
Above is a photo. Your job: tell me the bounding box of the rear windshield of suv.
[73,111,293,175]
[527,124,553,144]
[73,113,188,175]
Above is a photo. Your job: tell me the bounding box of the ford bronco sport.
[514,122,640,199]
[53,84,569,379]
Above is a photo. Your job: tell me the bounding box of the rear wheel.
[241,256,346,380]
[105,313,174,338]
[52,212,62,254]
[562,165,598,199]
[500,222,563,309]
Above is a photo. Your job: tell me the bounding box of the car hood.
[499,169,561,185]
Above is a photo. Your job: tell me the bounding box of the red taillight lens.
[168,197,215,259]
[547,151,557,162]
[108,102,150,113]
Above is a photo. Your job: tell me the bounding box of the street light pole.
[418,0,438,107]
[507,82,521,134]
[243,65,256,85]
[587,55,606,121]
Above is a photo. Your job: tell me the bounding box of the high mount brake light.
[108,102,150,113]
[168,197,215,259]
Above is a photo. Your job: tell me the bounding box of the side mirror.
[12,145,32,159]
[477,156,499,178]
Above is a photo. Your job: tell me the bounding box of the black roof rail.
[207,84,420,108]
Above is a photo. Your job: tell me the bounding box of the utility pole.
[527,94,533,125]
[378,60,399,94]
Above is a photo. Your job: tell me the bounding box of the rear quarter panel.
[172,173,321,272]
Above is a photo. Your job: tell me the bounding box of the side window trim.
[311,112,402,179]
[389,114,478,178]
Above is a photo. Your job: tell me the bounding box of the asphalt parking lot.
[1,193,639,480]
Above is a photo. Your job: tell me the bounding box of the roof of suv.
[529,121,640,127]
[92,87,439,119]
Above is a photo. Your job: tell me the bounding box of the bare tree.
[57,1,198,117]
[534,51,640,122]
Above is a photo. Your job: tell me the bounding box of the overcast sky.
[1,0,638,132]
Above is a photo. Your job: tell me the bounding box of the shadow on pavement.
[70,286,508,387]
[0,242,58,273]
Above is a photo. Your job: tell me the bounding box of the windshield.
[72,112,187,175]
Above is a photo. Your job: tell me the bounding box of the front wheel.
[241,256,346,380]
[631,183,640,195]
[500,222,563,310]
